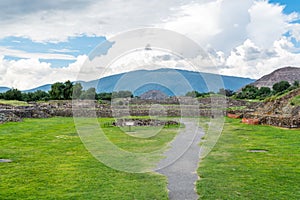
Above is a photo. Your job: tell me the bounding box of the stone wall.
[5,97,297,129]
[0,99,229,124]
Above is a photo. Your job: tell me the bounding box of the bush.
[272,81,290,94]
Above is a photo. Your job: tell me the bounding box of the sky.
[0,0,300,90]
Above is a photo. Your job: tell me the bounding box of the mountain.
[23,84,52,93]
[80,69,254,96]
[0,87,10,93]
[251,66,300,88]
[12,68,255,96]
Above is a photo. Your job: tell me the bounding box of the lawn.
[197,118,300,199]
[0,100,29,106]
[0,117,179,199]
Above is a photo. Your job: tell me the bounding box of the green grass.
[290,95,300,106]
[0,117,179,199]
[227,106,246,111]
[197,118,300,199]
[0,99,29,106]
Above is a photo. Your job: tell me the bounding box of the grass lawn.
[0,117,179,199]
[0,100,29,106]
[197,118,300,199]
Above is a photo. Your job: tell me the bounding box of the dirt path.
[156,118,204,200]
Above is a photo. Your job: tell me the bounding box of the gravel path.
[156,118,204,200]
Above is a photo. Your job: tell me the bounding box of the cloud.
[0,55,87,90]
[0,0,95,21]
[0,47,76,60]
[162,0,222,45]
[247,1,298,48]
[0,0,187,43]
[218,37,300,79]
[1,0,300,89]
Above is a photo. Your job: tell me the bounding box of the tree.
[225,89,235,97]
[22,90,50,101]
[4,88,22,100]
[185,91,199,98]
[72,83,83,99]
[97,92,112,101]
[293,80,299,87]
[112,91,133,98]
[257,87,272,99]
[272,81,290,94]
[49,81,74,100]
[63,80,73,100]
[32,90,50,101]
[49,82,65,100]
[236,85,259,99]
[218,88,234,97]
[80,87,96,99]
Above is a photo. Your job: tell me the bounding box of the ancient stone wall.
[1,97,298,128]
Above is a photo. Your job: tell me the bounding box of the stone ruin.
[1,93,299,128]
[228,88,300,128]
[112,118,179,127]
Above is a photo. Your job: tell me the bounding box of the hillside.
[16,69,255,96]
[251,66,300,88]
[23,84,52,93]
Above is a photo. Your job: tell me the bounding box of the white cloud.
[0,47,76,60]
[219,37,300,79]
[0,55,86,90]
[0,0,188,43]
[162,0,222,45]
[246,1,298,48]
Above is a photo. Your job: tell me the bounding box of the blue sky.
[0,0,300,90]
[0,35,106,68]
[269,0,300,14]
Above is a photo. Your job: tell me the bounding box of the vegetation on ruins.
[235,80,300,100]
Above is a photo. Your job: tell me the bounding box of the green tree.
[80,88,96,99]
[257,87,272,99]
[4,88,22,100]
[272,81,290,94]
[63,80,73,100]
[236,85,259,99]
[112,91,133,98]
[32,90,50,101]
[22,90,50,101]
[49,82,65,100]
[97,92,112,101]
[72,83,83,99]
